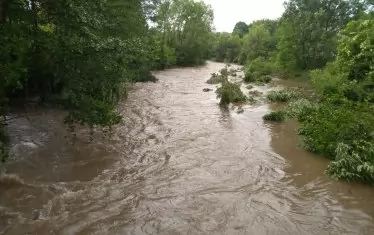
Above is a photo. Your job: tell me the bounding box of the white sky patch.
[202,0,286,32]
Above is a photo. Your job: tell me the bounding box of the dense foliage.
[211,0,370,71]
[213,33,241,63]
[244,57,276,83]
[297,14,374,183]
[277,0,365,71]
[153,0,214,68]
[232,21,249,38]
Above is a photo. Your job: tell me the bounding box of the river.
[1,61,374,235]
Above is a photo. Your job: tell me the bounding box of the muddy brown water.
[1,62,374,235]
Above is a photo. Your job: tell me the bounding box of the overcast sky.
[203,0,286,32]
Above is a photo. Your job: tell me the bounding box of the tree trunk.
[0,0,9,24]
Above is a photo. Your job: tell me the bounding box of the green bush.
[216,82,247,105]
[327,141,374,183]
[286,98,317,122]
[244,71,261,82]
[295,16,374,184]
[267,89,302,102]
[310,66,348,97]
[244,57,277,83]
[207,73,225,84]
[311,66,374,103]
[298,98,374,158]
[263,110,286,122]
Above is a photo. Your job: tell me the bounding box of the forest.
[1,0,374,183]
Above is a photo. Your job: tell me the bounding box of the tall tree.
[277,0,366,71]
[213,33,242,62]
[232,21,248,38]
[154,0,214,66]
[239,22,271,63]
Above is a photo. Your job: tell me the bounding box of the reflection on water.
[1,62,374,235]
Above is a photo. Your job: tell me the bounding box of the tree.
[154,0,214,66]
[336,14,374,101]
[240,23,271,63]
[213,33,242,63]
[232,21,248,38]
[277,0,366,71]
[238,20,278,64]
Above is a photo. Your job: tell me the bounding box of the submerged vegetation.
[206,66,231,84]
[207,73,225,84]
[216,82,247,105]
[263,110,287,122]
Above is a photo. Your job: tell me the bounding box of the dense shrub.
[298,98,374,158]
[213,33,241,63]
[267,89,302,102]
[286,98,317,122]
[216,82,247,105]
[207,73,225,84]
[244,57,277,83]
[207,66,229,84]
[327,141,374,183]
